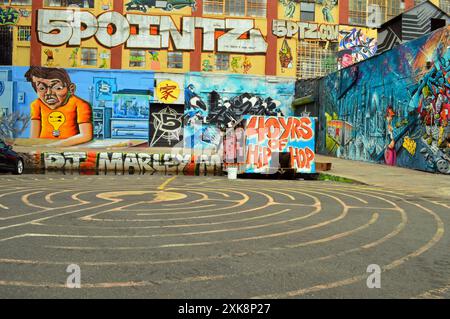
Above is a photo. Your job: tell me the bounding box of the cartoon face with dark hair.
[32,77,76,110]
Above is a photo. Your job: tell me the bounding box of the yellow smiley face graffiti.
[48,111,66,137]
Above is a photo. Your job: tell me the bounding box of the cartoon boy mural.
[25,67,93,147]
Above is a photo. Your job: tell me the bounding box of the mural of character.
[184,84,208,126]
[202,59,213,72]
[280,0,299,19]
[243,57,252,74]
[316,0,338,23]
[384,106,397,166]
[337,49,354,69]
[44,49,55,67]
[231,57,242,73]
[25,67,93,147]
[279,39,293,72]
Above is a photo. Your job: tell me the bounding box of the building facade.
[0,0,448,152]
[2,0,432,78]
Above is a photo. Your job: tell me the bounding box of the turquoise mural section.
[317,26,450,174]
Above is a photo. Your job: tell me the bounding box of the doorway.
[0,26,13,66]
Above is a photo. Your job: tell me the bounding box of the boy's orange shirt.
[30,96,92,139]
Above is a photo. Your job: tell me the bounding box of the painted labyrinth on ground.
[0,176,449,298]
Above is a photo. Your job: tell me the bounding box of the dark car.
[0,139,24,175]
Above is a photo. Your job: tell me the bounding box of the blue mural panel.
[318,26,450,174]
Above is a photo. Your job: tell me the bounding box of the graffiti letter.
[286,21,299,38]
[195,18,225,51]
[160,16,195,50]
[97,152,124,171]
[44,153,66,170]
[126,14,161,49]
[37,9,74,46]
[96,11,130,48]
[272,20,287,37]
[69,11,98,46]
[218,19,267,53]
[63,152,87,170]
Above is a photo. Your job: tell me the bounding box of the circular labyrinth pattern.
[0,175,449,298]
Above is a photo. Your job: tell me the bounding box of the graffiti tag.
[0,7,19,26]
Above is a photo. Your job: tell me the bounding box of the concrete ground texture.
[0,148,449,299]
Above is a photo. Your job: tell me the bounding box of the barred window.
[45,0,95,8]
[440,0,450,14]
[17,26,31,41]
[204,0,267,17]
[297,41,338,79]
[81,48,97,66]
[167,52,183,69]
[349,0,407,26]
[215,53,230,71]
[129,50,146,68]
[349,0,367,25]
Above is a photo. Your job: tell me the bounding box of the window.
[81,48,97,66]
[17,26,31,42]
[349,0,407,26]
[349,0,367,25]
[215,53,229,71]
[10,0,32,5]
[45,0,95,8]
[129,50,145,68]
[300,2,315,22]
[204,0,267,17]
[440,0,450,14]
[167,52,183,69]
[297,41,338,79]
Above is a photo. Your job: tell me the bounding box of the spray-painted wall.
[317,26,450,175]
[0,66,295,150]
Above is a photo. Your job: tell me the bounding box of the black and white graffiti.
[184,87,283,131]
[150,104,184,147]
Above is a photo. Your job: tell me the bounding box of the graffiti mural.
[317,26,450,174]
[125,0,197,12]
[244,116,316,174]
[0,7,19,26]
[338,27,378,69]
[183,73,296,149]
[25,67,94,147]
[38,152,222,175]
[149,104,184,147]
[37,10,268,54]
[1,66,156,148]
